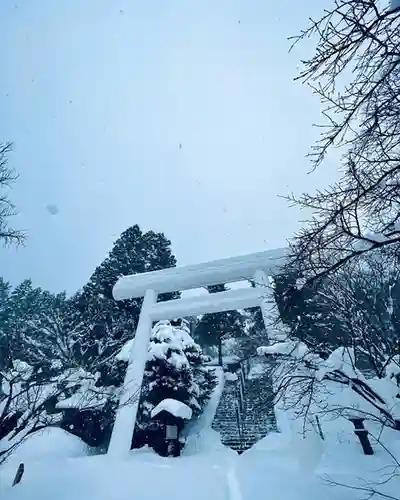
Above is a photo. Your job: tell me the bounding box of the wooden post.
[349,418,374,455]
[12,463,24,486]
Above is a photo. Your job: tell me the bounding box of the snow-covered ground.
[238,417,400,500]
[1,443,232,500]
[2,410,400,500]
[2,362,400,500]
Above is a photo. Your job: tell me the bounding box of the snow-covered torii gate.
[107,248,287,457]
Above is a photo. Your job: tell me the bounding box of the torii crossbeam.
[108,248,287,457]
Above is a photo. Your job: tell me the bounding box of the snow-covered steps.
[240,374,276,449]
[212,381,242,451]
[212,363,276,453]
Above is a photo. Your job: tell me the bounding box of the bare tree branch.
[287,0,400,281]
[0,142,25,246]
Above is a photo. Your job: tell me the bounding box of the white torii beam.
[113,247,287,300]
[150,287,270,321]
[107,248,287,458]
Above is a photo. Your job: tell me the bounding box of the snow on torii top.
[113,248,287,301]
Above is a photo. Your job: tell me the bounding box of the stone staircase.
[212,359,276,453]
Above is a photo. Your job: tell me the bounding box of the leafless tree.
[320,253,400,377]
[259,345,399,432]
[0,142,24,246]
[281,251,400,376]
[0,361,138,468]
[0,365,64,467]
[286,0,400,282]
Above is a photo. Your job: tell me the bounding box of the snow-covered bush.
[0,357,122,464]
[54,367,122,448]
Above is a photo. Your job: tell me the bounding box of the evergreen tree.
[71,225,177,384]
[234,307,267,359]
[1,279,75,370]
[0,277,12,370]
[0,279,88,458]
[194,284,246,365]
[63,225,178,447]
[132,320,216,455]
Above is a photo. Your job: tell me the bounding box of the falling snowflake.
[46,204,59,215]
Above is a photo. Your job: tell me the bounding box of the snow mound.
[3,418,400,500]
[151,399,192,420]
[0,428,88,489]
[1,428,88,465]
[184,428,234,457]
[2,448,230,500]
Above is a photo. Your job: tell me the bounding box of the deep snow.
[2,361,400,500]
[2,404,400,500]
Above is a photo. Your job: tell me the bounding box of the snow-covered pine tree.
[71,225,177,384]
[0,276,119,453]
[130,320,216,455]
[0,277,12,371]
[0,278,85,457]
[4,280,75,370]
[176,320,216,410]
[64,225,178,447]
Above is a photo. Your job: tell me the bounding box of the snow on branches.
[286,0,400,281]
[257,340,400,428]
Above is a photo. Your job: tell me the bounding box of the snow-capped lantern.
[151,398,192,457]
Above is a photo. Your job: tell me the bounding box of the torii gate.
[107,248,287,457]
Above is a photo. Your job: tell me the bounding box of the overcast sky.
[0,0,338,294]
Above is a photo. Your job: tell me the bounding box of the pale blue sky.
[0,0,336,294]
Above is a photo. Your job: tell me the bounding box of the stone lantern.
[151,399,192,457]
